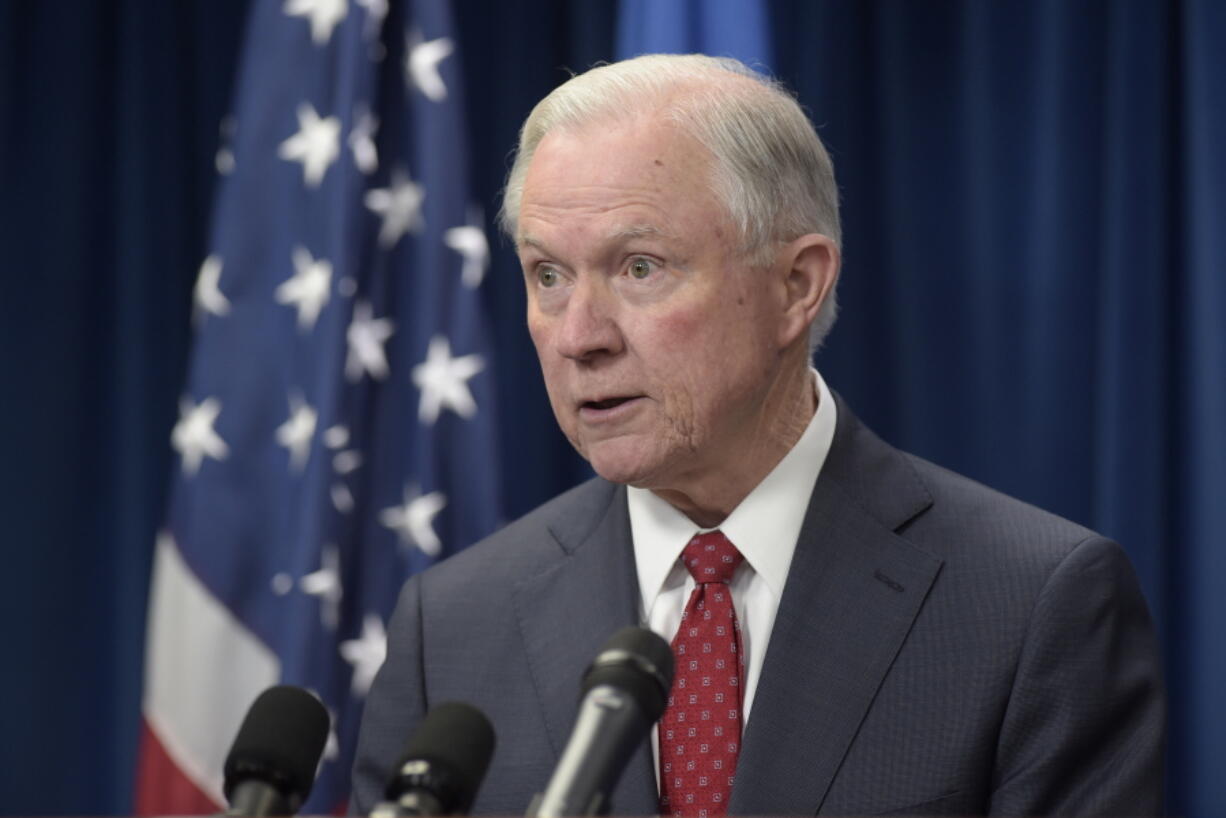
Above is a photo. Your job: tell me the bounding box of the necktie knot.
[682,530,743,586]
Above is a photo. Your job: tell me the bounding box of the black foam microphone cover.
[382,701,496,816]
[581,625,674,720]
[223,685,331,816]
[526,626,675,817]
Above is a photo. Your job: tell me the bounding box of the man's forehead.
[517,223,677,252]
[514,117,721,252]
[532,113,711,177]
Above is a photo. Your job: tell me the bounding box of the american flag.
[135,0,500,812]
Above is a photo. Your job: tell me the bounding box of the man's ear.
[776,233,839,349]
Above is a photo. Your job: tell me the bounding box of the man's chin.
[589,460,648,486]
[584,443,660,487]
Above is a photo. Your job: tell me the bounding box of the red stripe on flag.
[134,718,222,816]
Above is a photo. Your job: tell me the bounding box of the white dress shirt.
[628,370,837,775]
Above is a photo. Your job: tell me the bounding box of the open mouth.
[583,397,635,411]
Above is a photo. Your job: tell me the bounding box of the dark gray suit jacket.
[351,396,1165,816]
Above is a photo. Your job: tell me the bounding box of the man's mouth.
[577,395,644,419]
[583,397,635,411]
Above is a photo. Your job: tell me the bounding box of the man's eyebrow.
[517,234,546,252]
[608,224,674,242]
[517,225,674,252]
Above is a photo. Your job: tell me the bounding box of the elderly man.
[352,55,1164,817]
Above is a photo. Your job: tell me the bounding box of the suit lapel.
[511,481,660,815]
[730,398,944,815]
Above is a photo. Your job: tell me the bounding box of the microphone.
[223,685,331,816]
[371,701,496,817]
[527,626,675,817]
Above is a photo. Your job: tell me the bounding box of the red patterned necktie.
[658,530,745,818]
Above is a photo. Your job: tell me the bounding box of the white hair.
[499,53,842,348]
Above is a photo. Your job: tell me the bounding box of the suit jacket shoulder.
[351,476,655,815]
[735,395,1165,816]
[417,476,622,595]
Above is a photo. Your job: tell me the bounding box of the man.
[352,55,1164,816]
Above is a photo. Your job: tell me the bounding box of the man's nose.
[555,280,624,361]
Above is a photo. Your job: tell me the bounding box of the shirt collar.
[629,370,838,614]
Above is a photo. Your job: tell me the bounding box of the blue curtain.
[0,2,247,813]
[771,3,1224,811]
[1,1,1222,815]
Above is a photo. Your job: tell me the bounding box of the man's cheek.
[645,306,708,353]
[539,370,572,423]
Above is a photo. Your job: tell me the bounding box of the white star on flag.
[443,212,489,289]
[331,484,355,514]
[345,300,395,381]
[284,0,348,46]
[276,246,332,330]
[215,115,237,175]
[364,168,424,248]
[278,103,341,187]
[405,30,453,102]
[348,108,379,174]
[354,0,387,41]
[171,396,229,476]
[339,613,386,696]
[276,394,318,471]
[333,450,362,475]
[411,335,484,424]
[300,544,343,630]
[193,254,231,324]
[323,425,349,449]
[379,484,447,556]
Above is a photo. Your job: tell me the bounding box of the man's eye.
[537,267,559,287]
[628,258,654,279]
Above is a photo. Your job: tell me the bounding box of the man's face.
[516,117,789,496]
